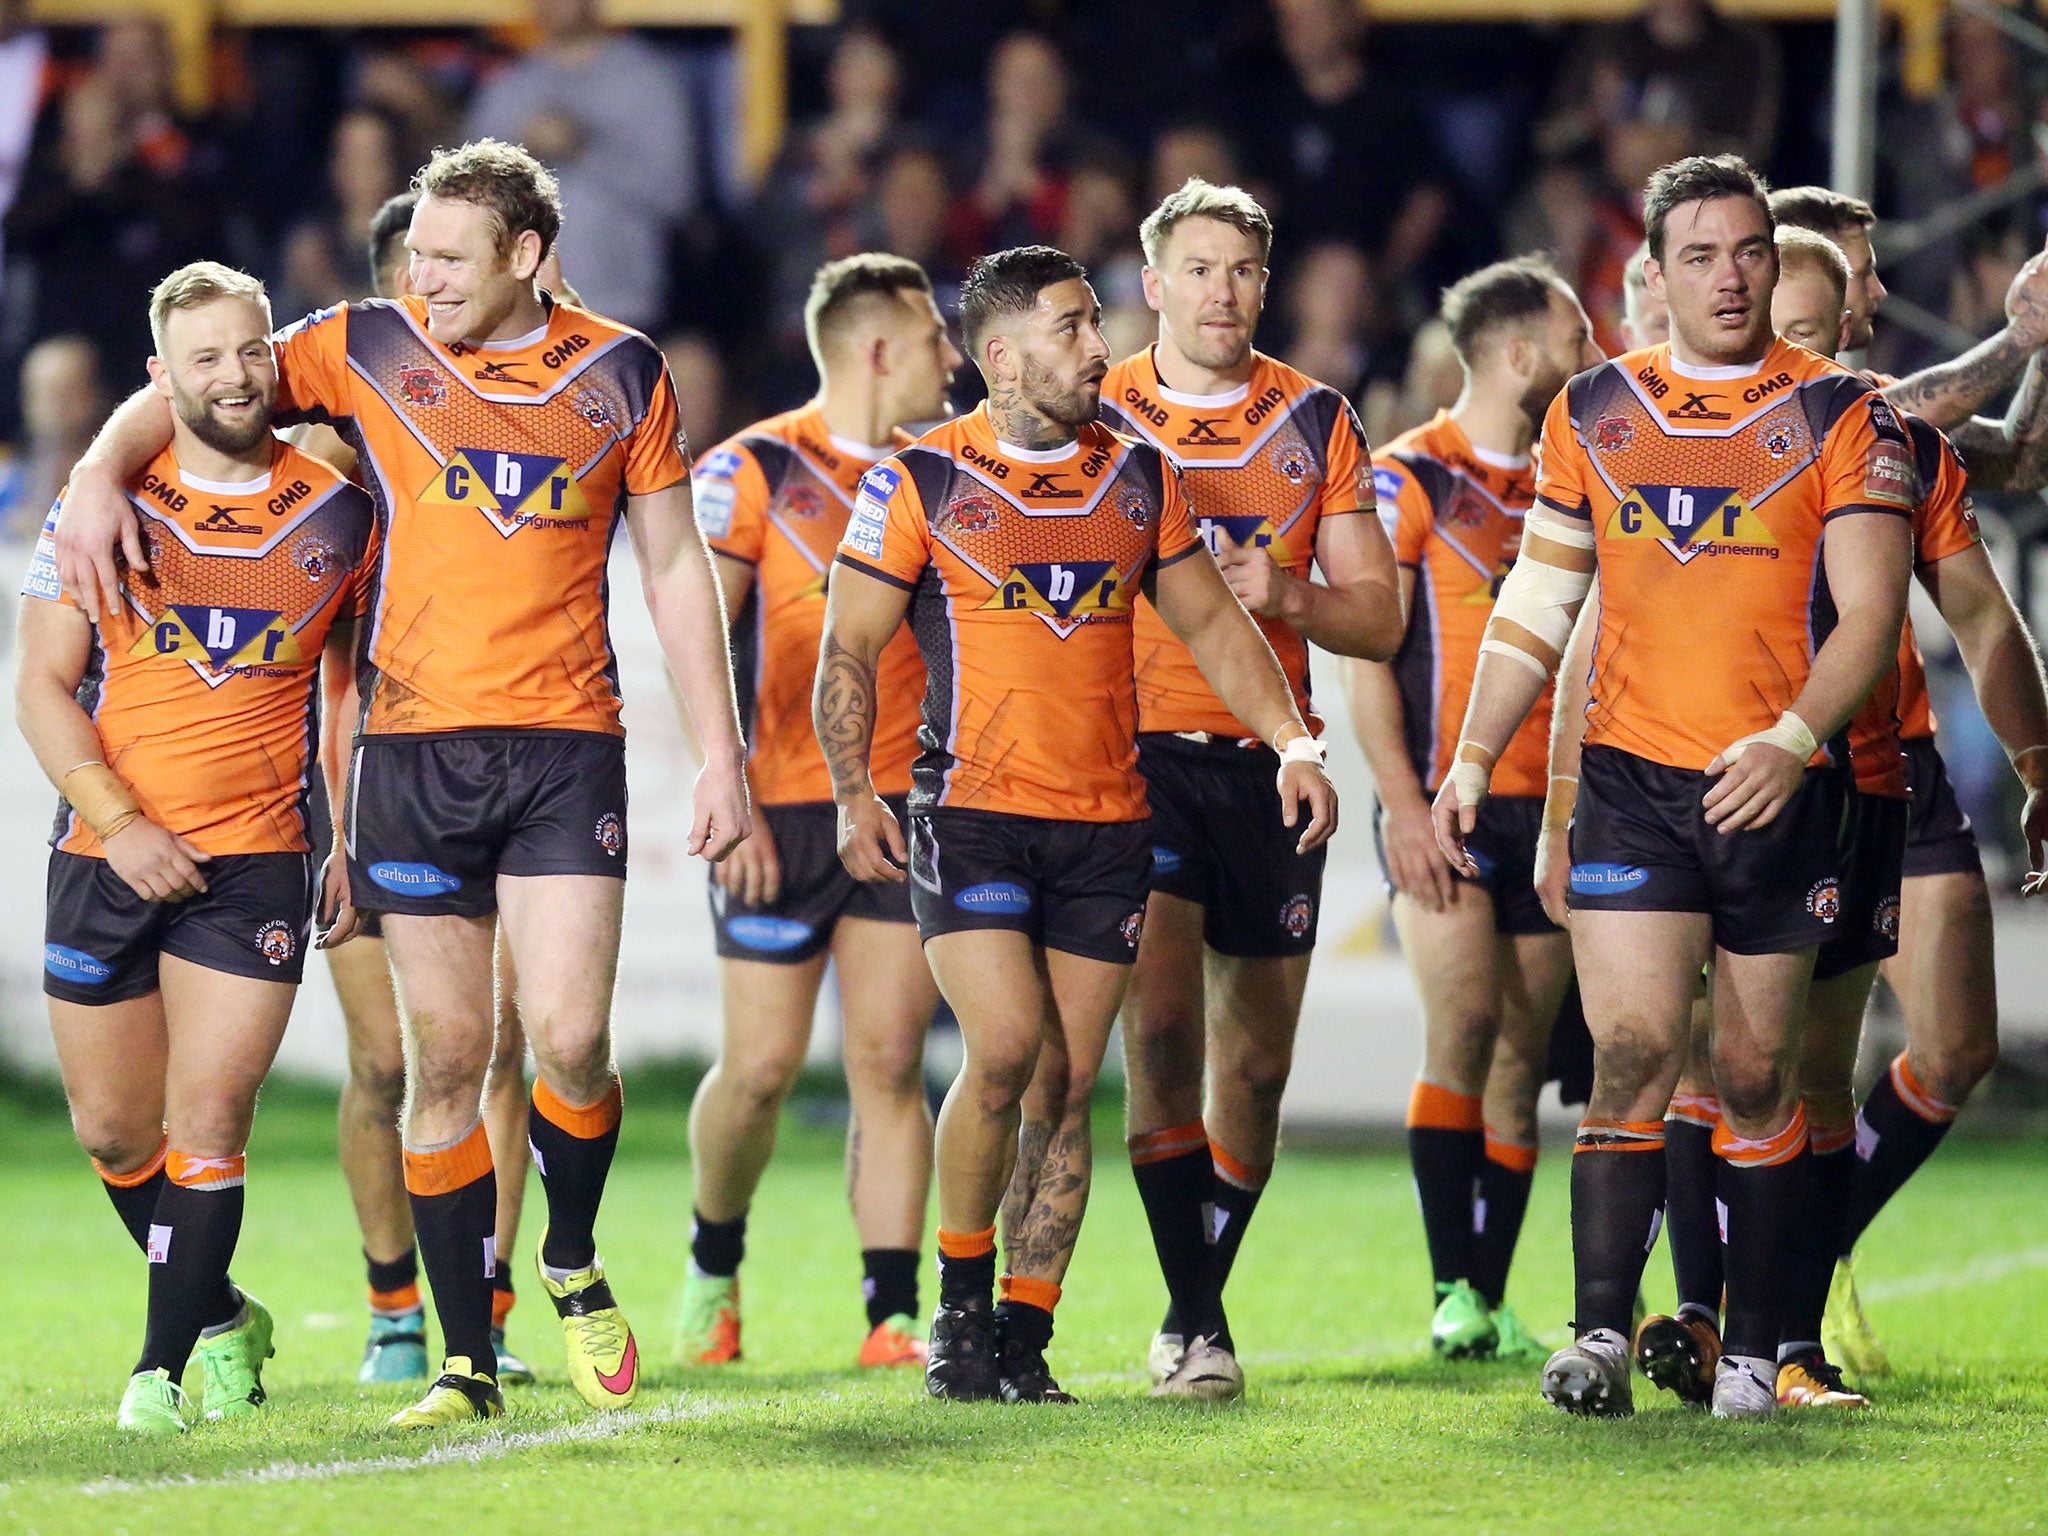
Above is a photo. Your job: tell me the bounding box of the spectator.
[859,142,954,284]
[0,0,50,293]
[1277,240,1379,402]
[1148,122,1242,208]
[1059,150,1147,361]
[1368,316,1461,447]
[944,31,1074,265]
[278,106,405,319]
[661,331,729,455]
[356,46,466,171]
[1539,0,1782,169]
[468,0,694,331]
[1505,159,1643,359]
[0,333,102,539]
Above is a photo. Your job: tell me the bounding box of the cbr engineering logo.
[980,560,1131,636]
[419,449,594,537]
[1606,484,1779,565]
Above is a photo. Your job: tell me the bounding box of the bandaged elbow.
[1478,508,1594,677]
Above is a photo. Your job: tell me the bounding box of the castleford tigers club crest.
[1120,909,1146,949]
[1116,487,1150,529]
[594,811,624,858]
[941,493,999,536]
[1594,415,1633,453]
[1807,879,1841,923]
[1271,441,1314,486]
[398,366,447,408]
[572,385,616,431]
[257,920,298,966]
[1280,894,1314,937]
[293,534,335,582]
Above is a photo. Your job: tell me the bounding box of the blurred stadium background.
[2,0,2047,1124]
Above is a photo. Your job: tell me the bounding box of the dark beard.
[1021,353,1102,429]
[176,391,273,455]
[1517,361,1568,427]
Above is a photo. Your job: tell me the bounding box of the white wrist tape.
[1277,732,1327,768]
[1445,759,1491,814]
[1478,503,1596,678]
[1717,710,1818,768]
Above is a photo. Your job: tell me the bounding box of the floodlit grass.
[1,1079,2043,1534]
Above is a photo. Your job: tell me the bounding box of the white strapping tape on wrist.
[1717,710,1818,767]
[1278,733,1327,768]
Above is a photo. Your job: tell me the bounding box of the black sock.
[1569,1120,1667,1338]
[1663,1111,1725,1320]
[1469,1141,1536,1310]
[530,1080,622,1273]
[1718,1119,1812,1362]
[135,1162,246,1380]
[995,1297,1054,1354]
[98,1152,168,1253]
[1408,1126,1483,1297]
[406,1125,498,1376]
[690,1211,747,1278]
[366,1246,419,1308]
[862,1248,920,1327]
[1207,1149,1266,1298]
[1841,1054,1957,1254]
[1779,1140,1854,1355]
[1129,1125,1218,1341]
[936,1234,996,1309]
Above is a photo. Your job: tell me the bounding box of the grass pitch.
[1,1078,2044,1535]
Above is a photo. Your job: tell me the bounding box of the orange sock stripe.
[1711,1104,1809,1168]
[402,1120,494,1197]
[1209,1139,1269,1191]
[1127,1118,1208,1166]
[1666,1091,1722,1128]
[370,1282,422,1315]
[1572,1118,1665,1154]
[999,1274,1062,1313]
[532,1075,623,1139]
[166,1149,245,1190]
[1890,1052,1957,1124]
[491,1286,516,1326]
[95,1136,168,1188]
[1483,1132,1539,1175]
[936,1225,997,1260]
[1407,1080,1484,1132]
[1809,1120,1855,1157]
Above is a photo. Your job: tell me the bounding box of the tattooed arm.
[816,564,913,882]
[1946,351,2048,493]
[1883,246,2048,431]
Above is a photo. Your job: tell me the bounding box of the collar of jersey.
[1151,349,1254,410]
[176,464,273,494]
[1664,343,1777,381]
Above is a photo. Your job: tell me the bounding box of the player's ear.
[145,354,171,397]
[1140,265,1164,315]
[1835,309,1853,356]
[508,228,544,283]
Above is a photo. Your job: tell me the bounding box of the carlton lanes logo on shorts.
[368,861,462,895]
[418,449,594,538]
[980,561,1130,638]
[953,881,1032,913]
[1807,878,1842,924]
[594,811,624,858]
[1570,862,1649,894]
[133,605,304,688]
[255,920,297,966]
[1607,485,1778,566]
[1279,894,1314,938]
[44,943,113,986]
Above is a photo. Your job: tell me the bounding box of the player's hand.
[315,853,361,949]
[102,819,209,903]
[1430,769,1487,878]
[712,813,782,908]
[2020,784,2048,896]
[1276,760,1338,853]
[54,462,148,623]
[1215,535,1291,619]
[837,793,907,882]
[1382,793,1457,911]
[689,755,751,863]
[1702,740,1804,832]
[1534,825,1572,928]
[2005,243,2048,352]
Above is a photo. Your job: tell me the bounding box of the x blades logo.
[1178,417,1240,446]
[1607,484,1778,564]
[979,560,1130,635]
[471,358,537,387]
[1668,391,1731,422]
[418,449,594,538]
[194,505,262,536]
[132,605,303,682]
[1023,471,1081,499]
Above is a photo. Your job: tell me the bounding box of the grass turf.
[1,1080,2044,1534]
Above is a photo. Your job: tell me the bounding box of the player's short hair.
[368,190,418,299]
[1643,154,1773,264]
[958,245,1089,356]
[1775,224,1851,309]
[1769,185,1877,242]
[1438,255,1568,365]
[1138,177,1274,268]
[148,261,271,356]
[1622,240,1651,299]
[802,253,934,369]
[412,138,562,261]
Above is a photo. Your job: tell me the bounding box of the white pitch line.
[1860,1244,2048,1303]
[79,1397,732,1495]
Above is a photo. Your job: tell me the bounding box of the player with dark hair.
[1352,254,1601,1361]
[819,245,1336,1404]
[1100,179,1400,1398]
[51,139,751,1429]
[677,253,960,1369]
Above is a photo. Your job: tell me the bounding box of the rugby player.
[678,254,958,1368]
[1351,256,1600,1361]
[300,186,536,1388]
[53,140,751,1428]
[1435,155,1916,1420]
[1097,179,1400,1396]
[18,262,375,1432]
[819,246,1336,1404]
[1619,243,1669,350]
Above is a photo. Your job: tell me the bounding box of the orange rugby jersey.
[272,294,687,737]
[24,442,376,857]
[695,403,925,804]
[834,405,1203,822]
[1536,337,1917,774]
[1098,347,1372,736]
[1377,412,1554,800]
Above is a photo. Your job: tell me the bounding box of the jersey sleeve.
[1371,454,1434,566]
[1820,390,1919,519]
[692,441,769,565]
[622,362,689,496]
[1318,396,1374,518]
[271,304,355,423]
[1532,390,1592,520]
[1151,460,1203,567]
[1915,431,1981,565]
[836,459,929,589]
[20,498,72,606]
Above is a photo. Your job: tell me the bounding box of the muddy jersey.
[1377,411,1553,799]
[24,441,376,857]
[1536,337,1917,774]
[834,404,1203,822]
[695,404,925,804]
[271,294,687,738]
[1099,348,1371,736]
